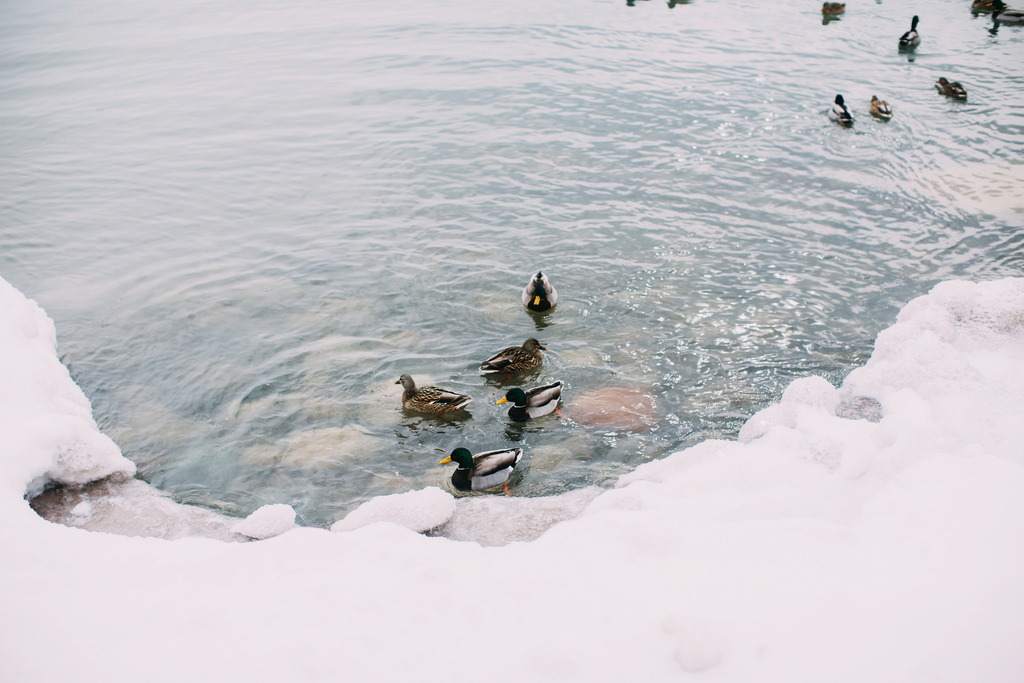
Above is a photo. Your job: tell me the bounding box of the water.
[2,0,1022,527]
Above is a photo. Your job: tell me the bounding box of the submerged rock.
[565,387,658,432]
[240,425,382,467]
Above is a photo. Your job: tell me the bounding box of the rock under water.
[565,386,658,432]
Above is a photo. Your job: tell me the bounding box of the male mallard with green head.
[480,338,545,377]
[828,94,853,127]
[395,374,472,415]
[899,15,921,49]
[496,381,563,422]
[993,0,1024,22]
[523,271,557,312]
[440,447,523,494]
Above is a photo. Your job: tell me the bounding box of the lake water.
[2,0,1022,527]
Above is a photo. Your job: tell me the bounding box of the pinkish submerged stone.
[566,387,657,432]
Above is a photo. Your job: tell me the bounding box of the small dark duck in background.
[899,15,921,49]
[829,94,854,127]
[993,1,1024,22]
[870,95,893,121]
[935,77,967,101]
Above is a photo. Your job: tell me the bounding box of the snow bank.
[2,276,1024,683]
[233,503,297,540]
[0,278,135,508]
[330,486,455,533]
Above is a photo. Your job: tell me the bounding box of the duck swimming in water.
[899,15,921,49]
[480,338,545,377]
[870,95,893,121]
[993,0,1024,21]
[828,94,854,127]
[935,77,968,101]
[523,271,557,312]
[496,381,563,422]
[395,374,472,415]
[440,447,523,494]
[821,3,845,14]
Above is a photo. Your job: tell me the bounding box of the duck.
[899,15,921,49]
[395,374,472,414]
[828,94,854,127]
[822,3,845,14]
[870,95,893,120]
[523,270,557,312]
[972,0,999,10]
[440,446,523,494]
[496,381,563,422]
[993,1,1024,21]
[480,338,545,377]
[935,77,968,101]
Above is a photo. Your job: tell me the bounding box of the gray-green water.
[2,0,1022,526]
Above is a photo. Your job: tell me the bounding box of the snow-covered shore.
[2,274,1023,682]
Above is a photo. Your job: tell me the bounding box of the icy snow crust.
[2,275,1024,682]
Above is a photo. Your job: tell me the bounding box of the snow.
[330,486,455,533]
[233,504,297,540]
[2,274,1024,682]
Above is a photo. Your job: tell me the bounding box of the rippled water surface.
[2,0,1022,525]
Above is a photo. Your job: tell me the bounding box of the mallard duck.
[440,447,523,493]
[828,94,854,127]
[973,0,999,10]
[993,1,1024,21]
[523,271,557,312]
[395,374,472,414]
[899,15,921,49]
[935,77,967,101]
[480,338,545,377]
[870,95,893,120]
[822,3,845,14]
[496,381,563,422]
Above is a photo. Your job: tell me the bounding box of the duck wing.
[469,448,523,490]
[480,345,522,372]
[525,381,563,416]
[409,386,472,410]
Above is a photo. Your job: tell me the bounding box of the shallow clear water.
[2,0,1022,526]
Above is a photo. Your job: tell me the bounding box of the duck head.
[440,447,474,467]
[497,388,529,407]
[522,338,546,352]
